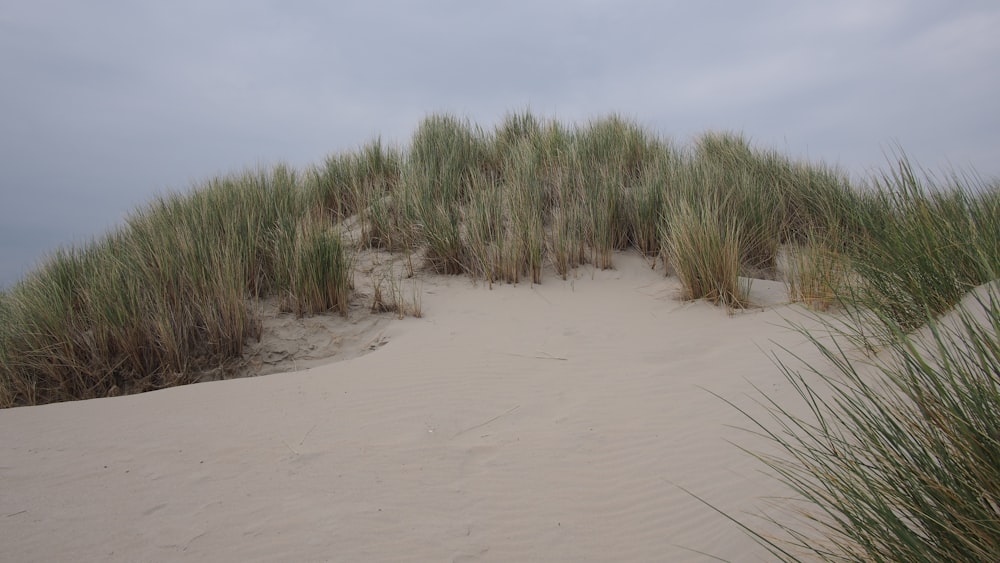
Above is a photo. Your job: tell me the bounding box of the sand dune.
[0,253,836,562]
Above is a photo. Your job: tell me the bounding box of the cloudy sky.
[2,1,999,287]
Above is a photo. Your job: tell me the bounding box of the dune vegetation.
[718,167,1000,560]
[722,281,1000,562]
[1,111,999,560]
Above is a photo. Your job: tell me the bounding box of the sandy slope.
[0,253,836,562]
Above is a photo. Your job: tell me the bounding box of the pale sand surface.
[0,253,836,562]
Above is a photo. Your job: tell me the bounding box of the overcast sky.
[2,1,999,287]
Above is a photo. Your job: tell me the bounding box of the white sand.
[0,253,835,562]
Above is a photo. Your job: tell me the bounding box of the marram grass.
[663,200,749,307]
[0,166,350,406]
[723,284,1000,562]
[784,231,849,312]
[0,108,996,413]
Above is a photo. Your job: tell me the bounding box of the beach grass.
[729,283,1000,562]
[663,200,749,307]
[844,159,1000,330]
[4,111,999,407]
[709,159,1000,560]
[0,166,350,406]
[784,230,849,311]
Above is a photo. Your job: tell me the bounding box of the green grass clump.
[663,201,749,307]
[624,152,676,257]
[700,160,1000,560]
[842,159,1000,330]
[784,232,848,312]
[500,139,547,283]
[407,113,486,204]
[732,285,1000,562]
[273,217,352,316]
[0,165,351,407]
[464,171,509,283]
[573,116,666,269]
[578,162,628,270]
[288,224,352,316]
[463,139,547,285]
[687,132,786,275]
[403,114,489,273]
[574,114,663,183]
[549,182,589,279]
[305,139,402,248]
[491,110,545,170]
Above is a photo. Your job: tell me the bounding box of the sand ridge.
[0,252,835,562]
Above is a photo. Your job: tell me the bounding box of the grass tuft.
[784,231,848,312]
[842,157,1000,330]
[735,284,1000,561]
[664,201,750,308]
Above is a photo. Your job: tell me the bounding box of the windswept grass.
[574,116,664,269]
[713,159,1000,560]
[625,152,676,257]
[407,113,485,204]
[404,115,486,273]
[784,230,849,312]
[549,185,589,279]
[464,171,507,283]
[663,201,749,307]
[497,139,547,283]
[0,166,351,407]
[687,132,786,276]
[732,284,1000,562]
[842,158,1000,330]
[275,217,352,316]
[304,138,403,250]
